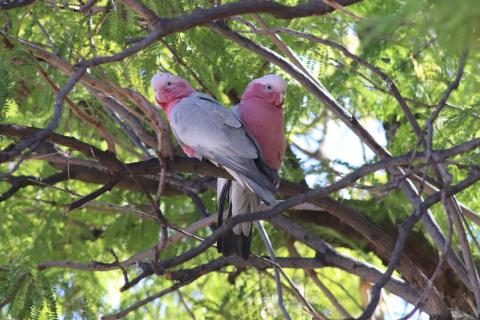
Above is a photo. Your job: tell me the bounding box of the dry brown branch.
[36,65,117,152]
[12,37,173,158]
[322,0,363,20]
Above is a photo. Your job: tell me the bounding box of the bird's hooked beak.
[275,92,285,108]
[154,90,168,105]
[154,91,170,111]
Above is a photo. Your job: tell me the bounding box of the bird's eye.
[167,81,172,86]
[266,85,272,90]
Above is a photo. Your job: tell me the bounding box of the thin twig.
[255,221,292,320]
[176,290,197,320]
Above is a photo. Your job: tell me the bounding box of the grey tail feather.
[220,222,252,260]
[217,179,231,253]
[217,180,252,260]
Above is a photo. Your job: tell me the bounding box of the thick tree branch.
[0,0,36,10]
[123,0,363,30]
[0,124,125,172]
[0,172,68,202]
[67,177,121,211]
[47,254,423,319]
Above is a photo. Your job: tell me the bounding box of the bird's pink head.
[151,73,195,110]
[241,74,287,108]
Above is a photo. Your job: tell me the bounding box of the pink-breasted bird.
[217,74,287,260]
[151,72,278,209]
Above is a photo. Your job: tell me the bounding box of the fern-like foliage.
[0,257,98,320]
[0,256,57,320]
[62,297,96,320]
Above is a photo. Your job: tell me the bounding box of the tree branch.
[0,0,36,10]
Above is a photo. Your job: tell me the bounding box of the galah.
[150,72,278,210]
[217,74,287,260]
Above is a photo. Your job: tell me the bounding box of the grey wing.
[170,93,258,160]
[171,94,276,203]
[195,93,242,128]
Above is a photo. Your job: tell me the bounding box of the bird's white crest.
[150,72,185,90]
[252,74,287,93]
